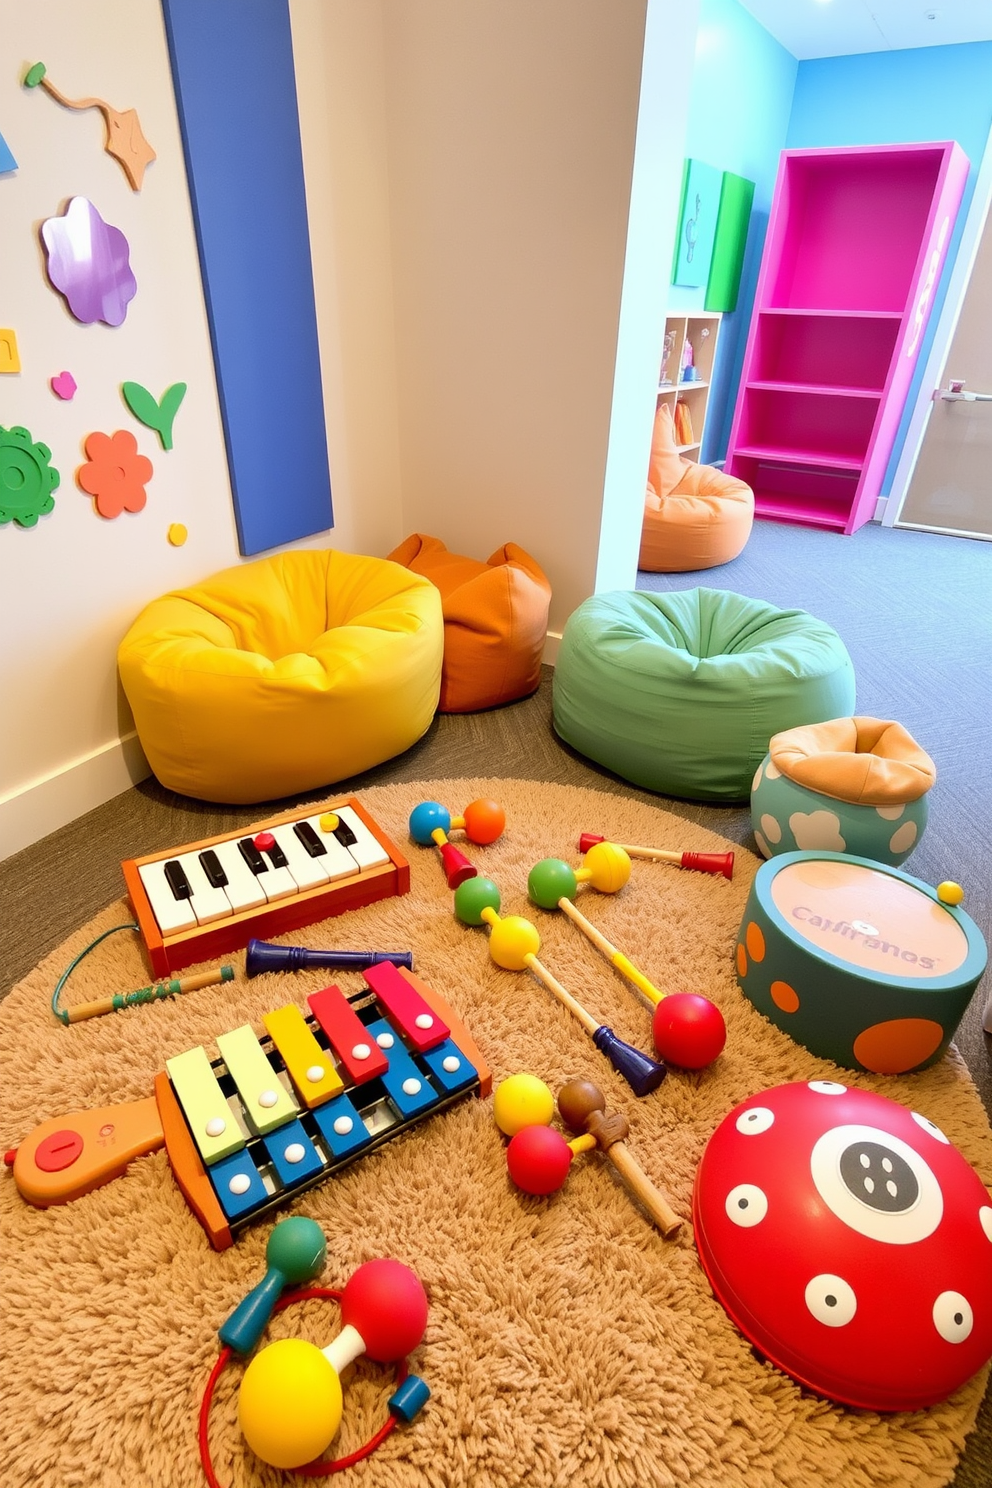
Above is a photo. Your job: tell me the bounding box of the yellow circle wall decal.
[168,522,188,546]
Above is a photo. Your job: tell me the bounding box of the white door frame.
[883,116,992,531]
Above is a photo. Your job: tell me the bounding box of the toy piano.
[123,795,409,977]
[6,963,491,1250]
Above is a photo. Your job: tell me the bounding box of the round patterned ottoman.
[751,717,935,867]
[552,588,856,801]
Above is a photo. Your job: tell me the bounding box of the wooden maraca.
[528,852,726,1071]
[496,1073,682,1238]
[238,1257,429,1469]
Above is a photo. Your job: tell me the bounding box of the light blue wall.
[667,0,797,462]
[786,42,992,494]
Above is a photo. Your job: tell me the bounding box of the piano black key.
[264,840,289,869]
[199,848,229,889]
[293,820,327,859]
[332,819,357,848]
[238,838,268,876]
[164,858,194,900]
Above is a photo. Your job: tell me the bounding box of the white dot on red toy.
[352,1043,371,1061]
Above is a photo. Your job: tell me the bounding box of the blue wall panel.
[161,0,333,554]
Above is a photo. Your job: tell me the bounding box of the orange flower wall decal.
[77,429,153,518]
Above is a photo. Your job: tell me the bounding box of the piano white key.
[138,859,198,935]
[235,834,299,903]
[175,849,234,926]
[333,806,391,870]
[294,815,366,881]
[267,820,334,891]
[208,839,269,914]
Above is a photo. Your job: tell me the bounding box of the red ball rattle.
[237,1258,429,1470]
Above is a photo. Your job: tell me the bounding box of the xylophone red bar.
[362,962,450,1052]
[307,984,390,1085]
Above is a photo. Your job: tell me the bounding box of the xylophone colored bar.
[122,796,410,977]
[8,968,491,1251]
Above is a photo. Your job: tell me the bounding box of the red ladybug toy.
[693,1080,992,1410]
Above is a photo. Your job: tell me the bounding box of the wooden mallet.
[578,832,733,880]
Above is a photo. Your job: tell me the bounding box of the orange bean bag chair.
[638,402,754,572]
[387,533,551,712]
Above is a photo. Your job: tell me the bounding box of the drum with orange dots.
[735,852,987,1074]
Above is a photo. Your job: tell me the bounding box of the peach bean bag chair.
[638,402,754,572]
[118,549,443,803]
[387,533,551,712]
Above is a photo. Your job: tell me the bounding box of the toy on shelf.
[6,962,491,1250]
[122,795,409,977]
[408,797,505,889]
[245,938,413,977]
[23,61,156,189]
[578,832,734,880]
[454,876,666,1096]
[494,1074,682,1237]
[237,1258,429,1469]
[219,1215,327,1354]
[528,854,726,1071]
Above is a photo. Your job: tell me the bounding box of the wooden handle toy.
[409,797,505,890]
[57,964,234,1024]
[578,833,734,880]
[557,1078,682,1237]
[495,1073,682,1238]
[218,1215,327,1354]
[528,857,727,1072]
[453,876,666,1096]
[237,1258,429,1469]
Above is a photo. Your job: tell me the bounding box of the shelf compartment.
[733,387,877,465]
[730,455,861,532]
[751,311,899,391]
[766,149,944,312]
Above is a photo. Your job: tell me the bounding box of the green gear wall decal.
[0,424,60,528]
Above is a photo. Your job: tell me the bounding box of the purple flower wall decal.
[41,196,137,327]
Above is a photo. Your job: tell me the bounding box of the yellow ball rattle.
[238,1258,428,1470]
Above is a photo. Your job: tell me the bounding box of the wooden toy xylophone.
[122,795,409,977]
[6,963,492,1250]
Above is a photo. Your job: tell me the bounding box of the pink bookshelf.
[724,143,970,534]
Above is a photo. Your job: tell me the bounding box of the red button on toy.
[35,1130,85,1173]
[253,831,276,852]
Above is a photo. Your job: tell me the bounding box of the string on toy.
[50,922,139,1024]
[198,1286,408,1485]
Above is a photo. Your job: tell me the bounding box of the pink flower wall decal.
[77,430,153,518]
[41,197,137,326]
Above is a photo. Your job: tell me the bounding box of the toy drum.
[735,852,987,1074]
[751,717,935,868]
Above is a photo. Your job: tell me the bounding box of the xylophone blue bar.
[169,991,481,1230]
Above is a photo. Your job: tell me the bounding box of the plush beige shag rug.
[1,778,990,1488]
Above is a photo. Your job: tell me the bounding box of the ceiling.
[736,0,992,60]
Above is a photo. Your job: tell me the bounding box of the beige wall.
[0,0,696,859]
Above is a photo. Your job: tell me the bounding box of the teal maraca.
[219,1215,327,1354]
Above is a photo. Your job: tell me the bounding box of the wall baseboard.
[0,733,151,863]
[543,630,562,666]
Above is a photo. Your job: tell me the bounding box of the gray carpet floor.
[1,513,990,1485]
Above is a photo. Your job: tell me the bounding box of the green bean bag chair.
[552,589,856,801]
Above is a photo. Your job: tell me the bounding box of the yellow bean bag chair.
[638,402,754,572]
[118,550,444,803]
[387,533,551,712]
